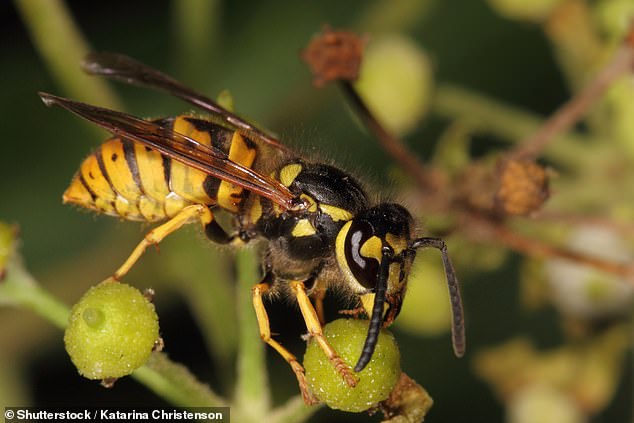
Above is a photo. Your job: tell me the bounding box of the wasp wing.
[82,52,290,154]
[39,92,300,211]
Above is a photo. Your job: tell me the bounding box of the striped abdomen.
[63,115,257,222]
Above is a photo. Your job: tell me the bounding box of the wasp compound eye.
[344,219,382,290]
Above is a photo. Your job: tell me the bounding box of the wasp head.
[335,203,465,372]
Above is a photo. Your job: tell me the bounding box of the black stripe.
[184,116,231,152]
[78,173,97,202]
[242,135,257,151]
[122,139,143,192]
[96,146,117,195]
[203,175,220,200]
[162,154,171,191]
[153,117,173,192]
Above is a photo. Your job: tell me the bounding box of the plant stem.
[162,232,237,388]
[234,249,271,416]
[171,0,221,86]
[269,396,322,423]
[0,244,225,408]
[133,353,227,407]
[432,83,599,168]
[15,0,121,110]
[510,34,634,159]
[467,215,634,283]
[0,261,69,329]
[339,81,436,191]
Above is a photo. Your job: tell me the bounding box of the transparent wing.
[39,92,302,211]
[82,52,291,154]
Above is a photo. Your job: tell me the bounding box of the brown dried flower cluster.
[495,159,550,216]
[301,27,366,87]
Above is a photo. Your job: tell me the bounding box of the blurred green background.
[1,0,632,422]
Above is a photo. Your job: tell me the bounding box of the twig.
[432,83,598,169]
[301,27,437,191]
[162,233,237,389]
[133,353,228,407]
[233,249,271,417]
[0,259,69,329]
[172,0,220,85]
[0,239,226,407]
[469,215,634,283]
[268,396,322,423]
[14,0,121,110]
[339,81,436,191]
[536,211,634,238]
[510,25,634,160]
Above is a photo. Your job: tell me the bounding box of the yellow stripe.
[361,293,375,317]
[320,204,353,222]
[360,293,388,318]
[63,175,94,208]
[101,138,142,201]
[134,142,171,202]
[249,196,263,224]
[164,192,189,218]
[79,154,117,214]
[279,163,302,187]
[217,131,257,212]
[169,117,215,204]
[114,195,142,220]
[138,195,165,222]
[80,154,115,201]
[174,116,212,146]
[291,219,317,237]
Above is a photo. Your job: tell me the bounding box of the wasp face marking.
[336,203,414,313]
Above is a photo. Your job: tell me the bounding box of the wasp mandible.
[40,52,465,404]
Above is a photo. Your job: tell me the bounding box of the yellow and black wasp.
[40,52,465,404]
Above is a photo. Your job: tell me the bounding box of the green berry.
[395,254,452,336]
[64,280,159,380]
[355,35,432,136]
[303,319,401,412]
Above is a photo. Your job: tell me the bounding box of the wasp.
[40,52,465,404]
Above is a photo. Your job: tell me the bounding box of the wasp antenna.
[354,249,391,372]
[410,237,466,358]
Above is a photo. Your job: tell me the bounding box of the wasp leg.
[339,306,366,318]
[204,215,234,244]
[312,287,326,326]
[290,280,358,388]
[252,277,318,405]
[114,204,218,280]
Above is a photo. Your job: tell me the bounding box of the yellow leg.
[312,287,326,326]
[252,282,318,405]
[113,204,213,280]
[291,281,357,388]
